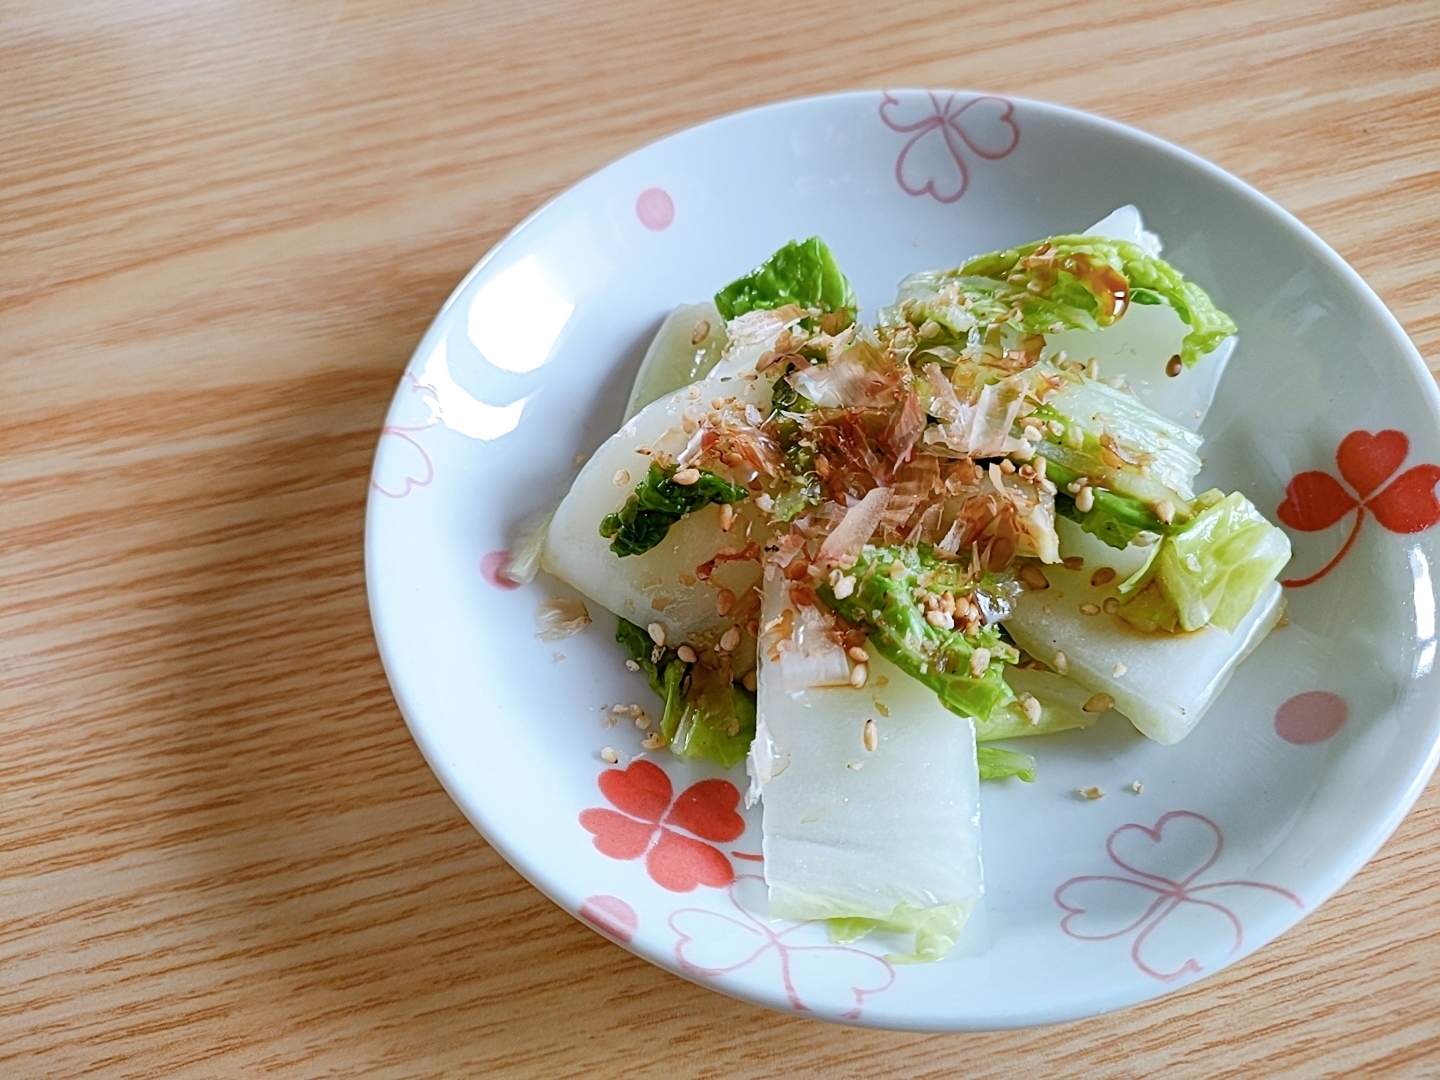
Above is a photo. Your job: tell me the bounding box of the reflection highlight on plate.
[414,338,529,441]
[467,254,574,374]
[1409,545,1436,677]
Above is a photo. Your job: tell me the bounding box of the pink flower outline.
[1054,810,1304,982]
[669,875,896,1019]
[372,374,439,499]
[878,91,1020,204]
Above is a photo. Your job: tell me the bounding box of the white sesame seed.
[1090,566,1117,587]
[1083,693,1115,713]
[718,503,736,532]
[613,469,631,486]
[642,732,666,750]
[847,646,870,663]
[742,670,757,692]
[624,659,640,672]
[1052,650,1068,675]
[1079,602,1101,616]
[833,574,856,600]
[647,622,666,646]
[969,647,991,678]
[600,747,619,764]
[1019,693,1042,725]
[719,625,742,653]
[676,645,698,663]
[1155,499,1176,525]
[715,589,736,616]
[1102,597,1120,614]
[851,663,869,690]
[1075,485,1095,513]
[1112,662,1128,677]
[691,319,712,345]
[1077,786,1104,800]
[1131,780,1144,794]
[863,718,878,751]
[634,713,651,730]
[673,468,701,486]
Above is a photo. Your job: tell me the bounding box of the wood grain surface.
[3,1,1439,1076]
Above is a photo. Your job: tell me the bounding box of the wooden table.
[4,1,1438,1075]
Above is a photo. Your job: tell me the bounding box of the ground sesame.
[1077,786,1104,800]
[676,645,698,664]
[647,622,666,646]
[851,663,869,689]
[863,718,878,752]
[1079,602,1101,616]
[1083,693,1115,713]
[600,747,619,765]
[1090,566,1117,587]
[673,467,701,486]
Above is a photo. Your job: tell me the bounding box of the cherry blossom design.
[1277,429,1440,587]
[579,760,745,892]
[1054,811,1303,983]
[669,875,896,1019]
[372,374,439,499]
[878,91,1020,204]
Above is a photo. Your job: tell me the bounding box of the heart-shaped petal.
[1337,429,1408,498]
[669,905,770,974]
[598,759,672,824]
[665,778,745,843]
[647,829,734,892]
[783,944,897,1019]
[1108,811,1223,888]
[370,428,434,499]
[578,808,655,861]
[1277,471,1357,532]
[1368,463,1440,534]
[895,127,968,203]
[950,95,1020,160]
[878,90,948,133]
[1055,874,1171,941]
[1129,894,1243,982]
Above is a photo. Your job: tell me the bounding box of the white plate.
[365,90,1440,1030]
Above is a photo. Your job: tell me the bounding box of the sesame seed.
[642,732,666,750]
[969,647,991,678]
[1090,566,1117,587]
[1131,780,1144,794]
[1062,555,1084,571]
[1075,485,1095,513]
[1022,424,1043,442]
[847,646,870,663]
[1112,662,1128,677]
[1185,553,1202,573]
[719,625,742,653]
[634,713,651,730]
[673,468,701,486]
[600,747,619,765]
[742,670,757,692]
[1019,693,1042,725]
[610,704,628,714]
[624,658,640,672]
[1102,597,1120,614]
[863,718,878,751]
[1049,420,1066,437]
[715,588,736,616]
[1019,564,1050,591]
[613,469,631,486]
[691,319,712,345]
[1165,355,1183,377]
[1086,358,1098,381]
[1155,499,1176,525]
[999,458,1017,473]
[851,663,869,690]
[833,574,856,600]
[1083,693,1115,713]
[676,645,698,663]
[925,608,954,629]
[647,622,666,646]
[1077,786,1104,800]
[1079,602,1101,616]
[718,503,736,532]
[846,761,865,771]
[1052,650,1068,675]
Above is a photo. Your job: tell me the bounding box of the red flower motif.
[579,760,745,892]
[878,91,1020,204]
[1276,429,1440,587]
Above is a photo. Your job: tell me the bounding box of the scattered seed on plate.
[1165,354,1183,377]
[691,319,711,345]
[613,469,630,486]
[850,663,869,689]
[642,732,666,750]
[1079,602,1101,616]
[1102,597,1120,614]
[1077,786,1104,800]
[863,718,878,752]
[600,747,619,765]
[1062,555,1084,571]
[1090,566,1117,587]
[1019,564,1049,591]
[1131,780,1144,794]
[625,659,640,672]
